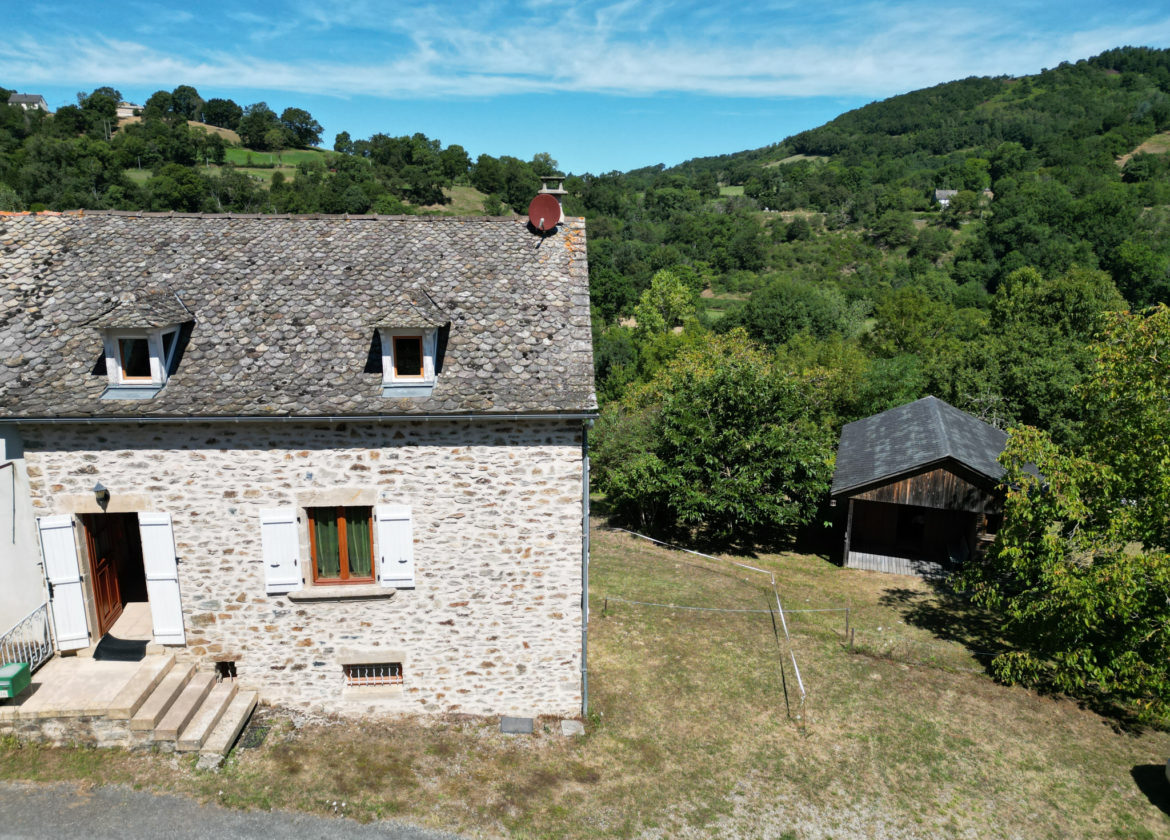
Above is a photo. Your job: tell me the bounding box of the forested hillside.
[0,85,553,216]
[3,47,1170,546]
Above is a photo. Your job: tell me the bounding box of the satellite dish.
[527,193,561,232]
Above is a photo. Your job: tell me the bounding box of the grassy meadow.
[2,524,1168,839]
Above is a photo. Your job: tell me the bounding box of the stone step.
[129,663,194,731]
[175,681,238,752]
[153,672,216,742]
[200,690,258,758]
[107,655,175,720]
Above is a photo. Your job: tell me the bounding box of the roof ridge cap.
[927,395,953,458]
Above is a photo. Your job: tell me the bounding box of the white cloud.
[2,2,1170,100]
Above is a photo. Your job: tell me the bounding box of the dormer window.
[104,325,182,388]
[379,328,437,394]
[94,288,192,399]
[370,289,447,398]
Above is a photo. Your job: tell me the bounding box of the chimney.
[538,176,566,226]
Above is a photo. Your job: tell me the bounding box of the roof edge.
[1,411,599,425]
[0,209,586,224]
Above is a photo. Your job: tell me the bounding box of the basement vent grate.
[344,662,403,687]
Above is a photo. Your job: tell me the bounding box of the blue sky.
[3,1,1170,173]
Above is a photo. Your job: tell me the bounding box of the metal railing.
[0,602,54,673]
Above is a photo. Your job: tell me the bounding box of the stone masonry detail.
[23,419,583,717]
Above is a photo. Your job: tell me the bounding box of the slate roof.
[92,287,192,329]
[830,396,1007,496]
[0,212,595,419]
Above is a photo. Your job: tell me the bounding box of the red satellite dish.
[527,193,561,232]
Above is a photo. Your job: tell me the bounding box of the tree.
[280,107,322,148]
[202,98,243,131]
[237,102,281,149]
[333,130,353,154]
[962,306,1170,722]
[594,330,835,543]
[631,268,697,340]
[170,85,203,121]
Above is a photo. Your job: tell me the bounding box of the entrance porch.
[0,652,256,766]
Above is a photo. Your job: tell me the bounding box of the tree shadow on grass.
[878,579,1008,666]
[1131,764,1170,816]
[880,579,1160,731]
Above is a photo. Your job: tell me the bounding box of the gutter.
[0,412,599,426]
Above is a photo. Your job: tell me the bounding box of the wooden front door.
[82,514,139,637]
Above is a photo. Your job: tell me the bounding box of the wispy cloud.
[2,1,1170,100]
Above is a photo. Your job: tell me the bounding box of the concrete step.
[200,690,258,758]
[153,672,216,742]
[107,655,175,720]
[175,681,238,752]
[129,663,194,731]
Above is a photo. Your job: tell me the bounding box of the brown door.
[82,514,133,637]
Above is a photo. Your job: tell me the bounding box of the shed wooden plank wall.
[849,466,998,513]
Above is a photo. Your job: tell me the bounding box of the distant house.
[115,101,142,119]
[934,188,994,209]
[7,94,50,113]
[831,396,1006,576]
[933,189,958,207]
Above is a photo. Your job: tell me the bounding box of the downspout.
[581,419,592,717]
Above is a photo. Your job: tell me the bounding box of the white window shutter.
[375,504,414,588]
[260,508,302,595]
[138,512,186,646]
[37,515,90,651]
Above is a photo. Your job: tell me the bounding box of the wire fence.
[605,527,819,717]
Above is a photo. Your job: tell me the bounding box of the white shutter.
[37,515,90,651]
[376,504,414,588]
[260,508,302,595]
[138,512,186,646]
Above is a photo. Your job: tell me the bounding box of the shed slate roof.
[0,212,595,419]
[830,396,1007,496]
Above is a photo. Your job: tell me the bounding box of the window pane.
[119,338,151,379]
[312,509,341,579]
[346,510,372,578]
[393,336,423,377]
[161,330,177,366]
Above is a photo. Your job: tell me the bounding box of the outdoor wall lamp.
[93,482,110,510]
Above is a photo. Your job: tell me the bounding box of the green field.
[222,147,332,168]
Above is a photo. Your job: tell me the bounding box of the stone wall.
[20,419,584,717]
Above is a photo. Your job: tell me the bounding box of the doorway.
[81,513,148,639]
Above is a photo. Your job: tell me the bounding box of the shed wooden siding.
[847,465,999,513]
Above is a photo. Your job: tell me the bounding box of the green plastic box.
[0,661,31,700]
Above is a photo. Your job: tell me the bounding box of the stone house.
[0,210,596,718]
[7,94,50,113]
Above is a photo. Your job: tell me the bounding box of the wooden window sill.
[287,585,397,603]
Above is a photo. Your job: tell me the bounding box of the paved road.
[0,781,466,840]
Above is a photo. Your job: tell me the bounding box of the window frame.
[379,327,437,387]
[306,505,376,586]
[103,325,181,387]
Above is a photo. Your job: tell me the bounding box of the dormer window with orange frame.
[378,327,437,394]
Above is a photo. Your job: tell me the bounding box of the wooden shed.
[831,396,1006,576]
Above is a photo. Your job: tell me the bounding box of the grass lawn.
[2,524,1168,838]
[1118,130,1170,167]
[222,147,332,168]
[720,185,745,197]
